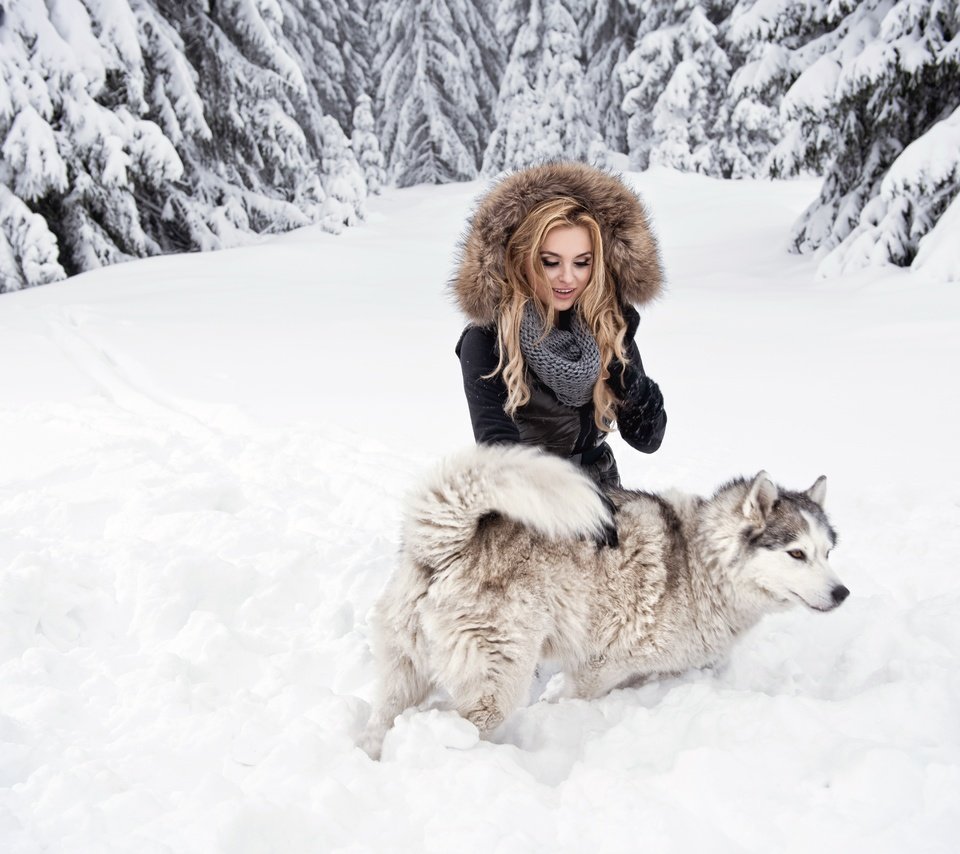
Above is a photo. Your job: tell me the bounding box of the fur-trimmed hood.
[450,161,663,324]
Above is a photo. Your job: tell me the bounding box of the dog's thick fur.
[361,445,848,758]
[450,161,663,324]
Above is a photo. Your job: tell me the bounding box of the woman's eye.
[787,549,806,561]
[541,259,591,268]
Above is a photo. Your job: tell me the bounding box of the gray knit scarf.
[519,303,601,407]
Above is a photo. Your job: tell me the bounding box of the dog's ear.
[742,471,778,525]
[804,475,827,507]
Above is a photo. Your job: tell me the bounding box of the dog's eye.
[787,549,806,561]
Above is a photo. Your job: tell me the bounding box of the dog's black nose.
[831,585,850,605]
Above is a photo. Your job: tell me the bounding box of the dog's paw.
[357,725,386,761]
[538,671,571,703]
[462,697,505,732]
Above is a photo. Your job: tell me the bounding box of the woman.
[452,161,667,489]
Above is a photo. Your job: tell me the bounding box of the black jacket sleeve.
[610,306,667,454]
[456,325,521,445]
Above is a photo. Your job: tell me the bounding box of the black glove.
[618,373,666,453]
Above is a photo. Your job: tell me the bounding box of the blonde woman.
[452,162,666,489]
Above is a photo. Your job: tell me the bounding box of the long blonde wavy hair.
[490,197,628,431]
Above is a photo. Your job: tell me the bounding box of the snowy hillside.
[1,170,958,852]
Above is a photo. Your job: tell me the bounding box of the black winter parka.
[456,304,666,460]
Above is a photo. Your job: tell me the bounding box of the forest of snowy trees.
[1,0,958,292]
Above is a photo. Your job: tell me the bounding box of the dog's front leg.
[568,654,637,700]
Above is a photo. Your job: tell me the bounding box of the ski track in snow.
[47,307,215,433]
[1,171,959,853]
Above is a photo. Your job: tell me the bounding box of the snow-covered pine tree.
[155,0,328,241]
[617,0,677,171]
[583,0,641,154]
[887,103,960,280]
[0,185,66,293]
[774,0,960,275]
[0,0,374,290]
[719,0,857,180]
[278,0,372,134]
[376,0,504,186]
[483,0,606,174]
[319,115,367,232]
[495,0,531,47]
[620,0,733,175]
[0,30,69,293]
[720,1,806,177]
[352,94,386,194]
[0,0,184,287]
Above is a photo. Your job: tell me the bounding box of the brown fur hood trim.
[451,161,663,324]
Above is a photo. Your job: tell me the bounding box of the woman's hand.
[618,373,666,453]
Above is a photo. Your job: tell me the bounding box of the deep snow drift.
[0,169,958,853]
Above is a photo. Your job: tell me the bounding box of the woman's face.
[527,224,593,315]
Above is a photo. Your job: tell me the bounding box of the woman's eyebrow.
[540,250,592,257]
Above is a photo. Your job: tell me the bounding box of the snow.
[0,186,66,290]
[1,169,959,852]
[912,192,960,281]
[729,43,791,98]
[781,54,841,117]
[1,106,69,200]
[883,104,960,195]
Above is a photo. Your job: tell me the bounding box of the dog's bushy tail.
[403,444,614,567]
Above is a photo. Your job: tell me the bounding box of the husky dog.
[361,445,848,758]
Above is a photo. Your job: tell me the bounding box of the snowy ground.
[1,168,958,853]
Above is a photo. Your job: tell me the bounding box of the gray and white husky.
[361,444,848,758]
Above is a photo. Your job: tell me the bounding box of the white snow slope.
[1,169,958,853]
